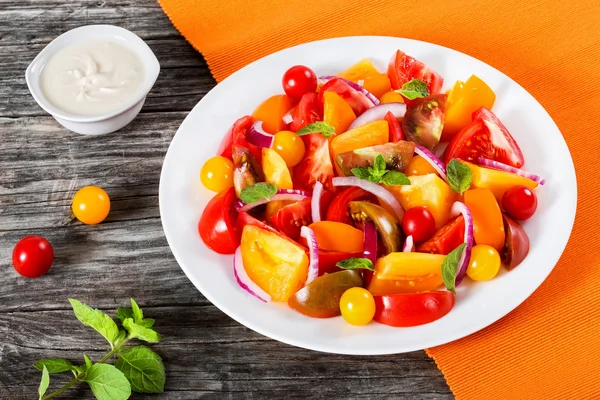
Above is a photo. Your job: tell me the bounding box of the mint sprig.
[351,154,410,185]
[395,79,429,100]
[296,121,336,138]
[441,243,467,293]
[336,257,375,271]
[34,298,165,400]
[239,182,277,204]
[446,159,472,195]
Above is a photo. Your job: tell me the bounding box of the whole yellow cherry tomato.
[72,186,110,225]
[272,130,305,167]
[467,244,501,281]
[340,287,376,326]
[200,156,234,192]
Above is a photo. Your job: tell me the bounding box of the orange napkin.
[158,0,600,397]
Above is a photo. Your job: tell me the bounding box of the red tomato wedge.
[217,115,262,162]
[270,198,313,240]
[293,133,334,192]
[318,77,373,116]
[199,187,239,254]
[326,187,377,225]
[373,292,455,327]
[290,92,321,132]
[417,215,465,255]
[387,50,443,96]
[384,111,404,142]
[443,107,524,168]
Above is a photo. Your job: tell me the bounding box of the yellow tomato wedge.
[462,161,538,203]
[368,252,445,295]
[252,94,294,134]
[241,225,308,302]
[362,74,392,99]
[330,120,389,175]
[323,91,356,135]
[262,148,293,218]
[337,58,380,82]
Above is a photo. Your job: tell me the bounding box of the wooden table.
[0,1,452,398]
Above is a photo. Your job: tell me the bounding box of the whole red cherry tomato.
[12,236,54,278]
[282,65,317,99]
[402,206,436,243]
[502,185,538,220]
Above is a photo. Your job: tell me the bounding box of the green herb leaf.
[34,358,73,374]
[395,79,429,100]
[441,243,466,293]
[381,171,411,185]
[296,121,336,138]
[336,257,375,271]
[239,182,277,204]
[130,298,143,324]
[83,354,93,370]
[115,307,133,323]
[138,318,155,328]
[122,318,161,343]
[38,366,50,400]
[446,159,472,194]
[373,154,386,172]
[72,365,87,376]
[69,299,120,347]
[351,167,371,180]
[84,363,131,400]
[115,346,165,393]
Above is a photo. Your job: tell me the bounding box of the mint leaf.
[84,364,131,400]
[72,365,87,375]
[83,354,93,370]
[395,79,429,100]
[69,299,119,347]
[138,318,155,328]
[296,121,336,138]
[374,154,386,172]
[351,167,371,180]
[38,366,50,400]
[115,346,165,393]
[446,159,472,194]
[381,171,411,185]
[336,257,375,271]
[122,318,161,343]
[34,358,73,374]
[130,298,143,324]
[239,182,277,204]
[115,307,133,323]
[441,243,466,293]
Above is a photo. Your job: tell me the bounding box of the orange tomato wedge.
[262,148,293,219]
[307,221,364,253]
[464,188,505,252]
[362,74,392,99]
[323,91,356,135]
[330,120,389,175]
[337,58,380,82]
[252,94,294,134]
[368,252,444,295]
[462,161,538,203]
[241,225,309,302]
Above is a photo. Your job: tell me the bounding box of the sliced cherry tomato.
[326,187,377,225]
[12,236,54,278]
[442,107,524,168]
[293,133,334,192]
[318,77,373,116]
[290,92,321,132]
[373,292,455,327]
[402,94,447,150]
[417,215,465,255]
[252,94,294,134]
[502,214,530,270]
[217,115,262,162]
[282,65,317,100]
[198,187,239,254]
[387,50,443,96]
[384,111,404,142]
[270,198,312,240]
[402,206,436,243]
[502,185,538,220]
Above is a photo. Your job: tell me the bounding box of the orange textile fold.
[158,0,600,398]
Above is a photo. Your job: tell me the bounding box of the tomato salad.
[198,51,545,327]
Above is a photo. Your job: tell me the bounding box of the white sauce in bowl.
[40,40,145,116]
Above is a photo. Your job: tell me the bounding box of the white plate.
[159,36,576,355]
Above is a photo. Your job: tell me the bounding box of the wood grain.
[0,1,452,398]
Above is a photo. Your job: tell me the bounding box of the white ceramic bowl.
[25,25,160,135]
[159,36,577,354]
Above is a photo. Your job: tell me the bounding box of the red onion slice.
[301,226,320,284]
[319,75,380,106]
[414,144,447,180]
[449,202,474,286]
[234,247,271,303]
[347,103,407,130]
[332,177,405,222]
[402,235,414,252]
[363,221,378,264]
[311,181,324,223]
[246,121,274,148]
[477,157,545,185]
[236,189,310,212]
